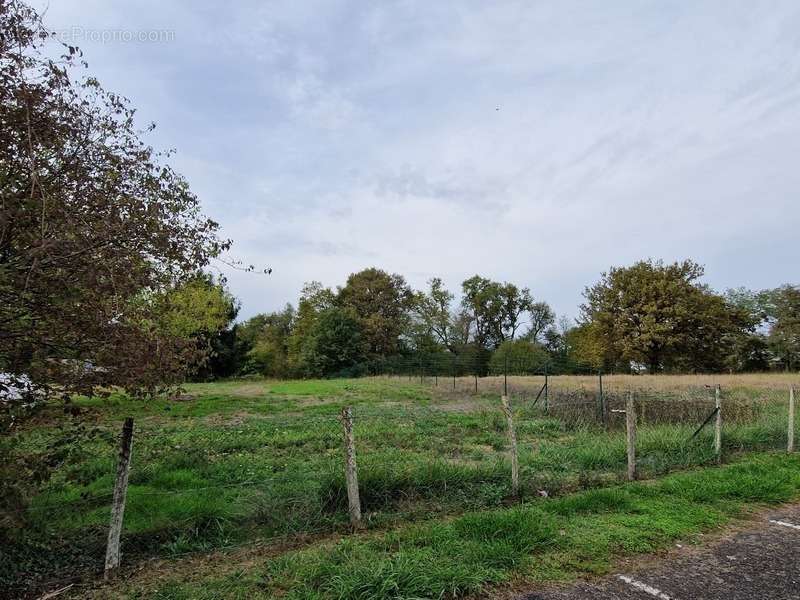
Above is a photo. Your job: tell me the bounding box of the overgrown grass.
[116,453,800,599]
[3,376,796,597]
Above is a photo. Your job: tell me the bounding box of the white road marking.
[769,519,800,530]
[617,575,675,599]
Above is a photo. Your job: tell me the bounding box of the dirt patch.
[223,383,270,397]
[201,411,260,426]
[55,531,343,600]
[294,395,340,407]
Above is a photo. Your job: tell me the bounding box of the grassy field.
[2,374,798,598]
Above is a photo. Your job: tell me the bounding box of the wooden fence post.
[714,385,722,463]
[789,386,795,453]
[501,395,519,497]
[104,417,134,579]
[341,406,362,528]
[626,392,637,481]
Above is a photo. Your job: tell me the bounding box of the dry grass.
[436,373,800,396]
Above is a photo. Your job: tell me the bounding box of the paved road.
[517,504,800,600]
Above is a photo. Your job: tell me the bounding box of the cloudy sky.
[38,1,800,321]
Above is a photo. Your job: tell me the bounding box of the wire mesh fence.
[4,376,798,597]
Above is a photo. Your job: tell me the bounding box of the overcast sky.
[38,1,800,321]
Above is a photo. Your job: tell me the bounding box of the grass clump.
[5,376,797,597]
[136,452,800,600]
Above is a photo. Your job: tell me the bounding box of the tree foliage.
[336,268,414,358]
[0,1,227,401]
[765,285,800,370]
[581,260,748,372]
[299,307,366,377]
[489,339,549,374]
[243,305,294,377]
[460,276,537,349]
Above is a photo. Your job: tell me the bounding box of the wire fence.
[4,378,798,598]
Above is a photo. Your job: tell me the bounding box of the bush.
[489,340,549,375]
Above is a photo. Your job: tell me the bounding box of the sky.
[36,1,800,322]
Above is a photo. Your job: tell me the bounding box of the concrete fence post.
[501,395,519,497]
[341,406,362,528]
[104,417,134,579]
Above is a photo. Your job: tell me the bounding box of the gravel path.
[517,503,800,600]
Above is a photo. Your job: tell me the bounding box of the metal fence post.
[501,395,519,497]
[598,370,606,427]
[504,353,508,396]
[544,365,549,413]
[626,392,637,481]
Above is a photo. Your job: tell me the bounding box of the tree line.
[194,260,799,380]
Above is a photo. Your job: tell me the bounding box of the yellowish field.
[437,372,800,395]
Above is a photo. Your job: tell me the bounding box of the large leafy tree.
[581,260,747,372]
[524,301,556,344]
[241,305,295,378]
[299,307,366,377]
[156,275,237,341]
[336,268,414,357]
[460,276,535,349]
[764,285,800,370]
[414,278,460,352]
[721,288,770,372]
[286,281,335,372]
[0,2,227,401]
[158,274,239,381]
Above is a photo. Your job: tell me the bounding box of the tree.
[460,276,535,349]
[564,322,606,370]
[154,274,239,380]
[336,268,414,357]
[765,285,800,370]
[489,339,549,375]
[581,259,747,372]
[414,278,459,351]
[286,282,335,372]
[524,301,556,344]
[499,283,534,341]
[299,307,366,377]
[244,305,294,377]
[0,2,227,403]
[156,275,237,340]
[718,288,769,372]
[542,315,572,365]
[674,290,751,372]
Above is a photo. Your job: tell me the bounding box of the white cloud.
[36,0,800,319]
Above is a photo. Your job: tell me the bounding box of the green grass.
[2,377,796,597]
[119,453,800,599]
